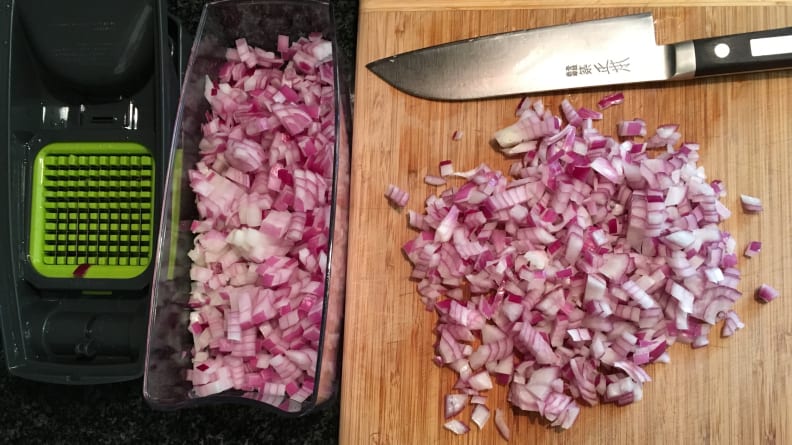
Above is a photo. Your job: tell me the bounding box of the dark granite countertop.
[0,1,357,443]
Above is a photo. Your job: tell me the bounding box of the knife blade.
[367,13,792,101]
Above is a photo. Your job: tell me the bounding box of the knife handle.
[693,27,792,77]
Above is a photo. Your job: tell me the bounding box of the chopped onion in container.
[395,94,754,435]
[184,34,339,406]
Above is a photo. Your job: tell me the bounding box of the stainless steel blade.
[367,13,684,100]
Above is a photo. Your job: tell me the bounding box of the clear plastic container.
[143,0,350,415]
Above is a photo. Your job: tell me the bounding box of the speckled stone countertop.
[0,1,357,443]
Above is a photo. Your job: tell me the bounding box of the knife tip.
[366,57,394,73]
[365,56,465,101]
[366,57,400,87]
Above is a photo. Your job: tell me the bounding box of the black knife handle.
[693,27,792,77]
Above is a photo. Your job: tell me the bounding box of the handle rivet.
[714,43,730,58]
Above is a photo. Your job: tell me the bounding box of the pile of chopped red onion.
[184,34,336,407]
[396,94,776,435]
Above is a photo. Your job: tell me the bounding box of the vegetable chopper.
[0,0,190,384]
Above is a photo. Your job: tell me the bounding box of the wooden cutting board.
[340,2,792,444]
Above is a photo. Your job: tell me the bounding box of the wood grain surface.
[359,0,782,12]
[341,5,792,445]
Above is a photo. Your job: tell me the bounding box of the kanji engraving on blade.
[594,58,631,74]
[562,57,631,76]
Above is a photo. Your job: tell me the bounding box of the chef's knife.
[367,13,792,101]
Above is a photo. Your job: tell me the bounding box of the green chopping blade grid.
[29,142,155,279]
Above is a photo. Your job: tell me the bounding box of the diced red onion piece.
[73,263,91,277]
[444,394,468,418]
[471,404,491,429]
[597,92,625,110]
[439,160,454,177]
[578,107,603,120]
[704,267,725,284]
[646,124,681,148]
[740,194,763,213]
[756,284,779,303]
[468,371,494,391]
[500,140,537,156]
[443,419,470,435]
[386,184,410,208]
[470,395,487,405]
[494,408,510,440]
[425,175,447,186]
[617,119,647,137]
[721,310,745,337]
[744,241,762,258]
